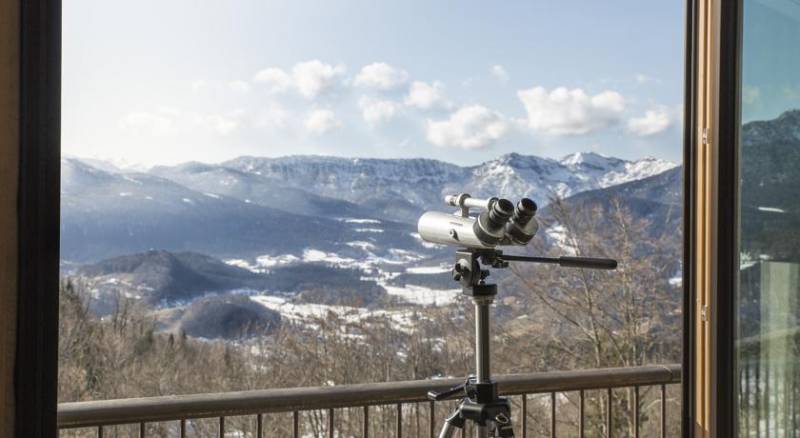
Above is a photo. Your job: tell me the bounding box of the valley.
[61,149,682,341]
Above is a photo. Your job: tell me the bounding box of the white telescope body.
[418,193,539,249]
[417,211,495,249]
[444,194,496,211]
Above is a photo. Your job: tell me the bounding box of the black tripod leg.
[438,409,465,438]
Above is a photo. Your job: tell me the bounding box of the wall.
[0,0,19,435]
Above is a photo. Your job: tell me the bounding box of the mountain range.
[61,149,687,340]
[62,151,676,263]
[151,152,675,222]
[61,109,800,340]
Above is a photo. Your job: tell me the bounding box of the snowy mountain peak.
[560,151,617,167]
[465,152,677,201]
[65,151,678,231]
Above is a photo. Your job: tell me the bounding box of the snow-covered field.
[250,295,426,333]
[223,214,460,323]
[380,283,460,306]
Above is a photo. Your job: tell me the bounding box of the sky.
[62,0,686,167]
[741,0,800,123]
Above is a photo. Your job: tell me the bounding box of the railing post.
[521,394,527,438]
[429,401,435,438]
[328,408,335,438]
[607,388,613,438]
[396,403,403,437]
[293,411,299,438]
[579,389,585,438]
[633,386,639,438]
[661,384,666,438]
[363,405,369,438]
[550,392,556,438]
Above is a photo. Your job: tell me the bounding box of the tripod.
[428,249,617,438]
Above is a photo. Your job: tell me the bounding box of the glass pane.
[736,1,800,436]
[59,3,685,434]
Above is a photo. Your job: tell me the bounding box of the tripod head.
[452,248,617,293]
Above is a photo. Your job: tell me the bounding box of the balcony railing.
[58,364,681,437]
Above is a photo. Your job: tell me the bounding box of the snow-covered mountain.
[61,158,421,263]
[460,152,675,204]
[64,151,683,336]
[62,151,677,263]
[151,152,676,222]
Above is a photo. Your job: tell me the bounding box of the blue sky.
[742,0,800,123]
[62,0,685,166]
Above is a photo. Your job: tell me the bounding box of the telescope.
[417,193,539,249]
[418,193,618,437]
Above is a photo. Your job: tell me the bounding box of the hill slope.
[61,158,419,262]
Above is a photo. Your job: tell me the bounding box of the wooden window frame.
[684,0,742,436]
[15,0,62,437]
[13,1,705,437]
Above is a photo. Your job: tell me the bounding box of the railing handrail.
[57,364,680,428]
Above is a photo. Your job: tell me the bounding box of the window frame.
[15,1,701,437]
[16,0,62,437]
[712,0,742,435]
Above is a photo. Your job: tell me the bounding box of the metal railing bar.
[396,403,402,438]
[429,401,435,438]
[139,422,145,438]
[579,389,585,438]
[550,392,556,438]
[363,405,369,438]
[293,410,299,438]
[328,408,334,438]
[257,414,263,438]
[607,388,613,438]
[521,394,527,438]
[57,364,679,428]
[661,384,666,438]
[634,386,640,438]
[97,426,102,438]
[180,419,186,438]
[219,416,224,438]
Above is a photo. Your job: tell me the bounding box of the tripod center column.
[474,296,493,383]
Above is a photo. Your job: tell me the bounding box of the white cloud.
[305,109,341,135]
[205,114,240,135]
[627,107,672,136]
[228,80,251,93]
[254,60,346,98]
[404,81,449,110]
[120,107,244,137]
[255,103,291,129]
[358,96,400,125]
[292,60,346,99]
[517,86,625,135]
[253,67,293,93]
[635,73,661,84]
[190,80,207,92]
[742,85,760,105]
[355,62,409,90]
[490,65,509,83]
[426,105,508,149]
[119,111,174,135]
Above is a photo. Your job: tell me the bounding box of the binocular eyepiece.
[418,193,539,249]
[474,198,514,245]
